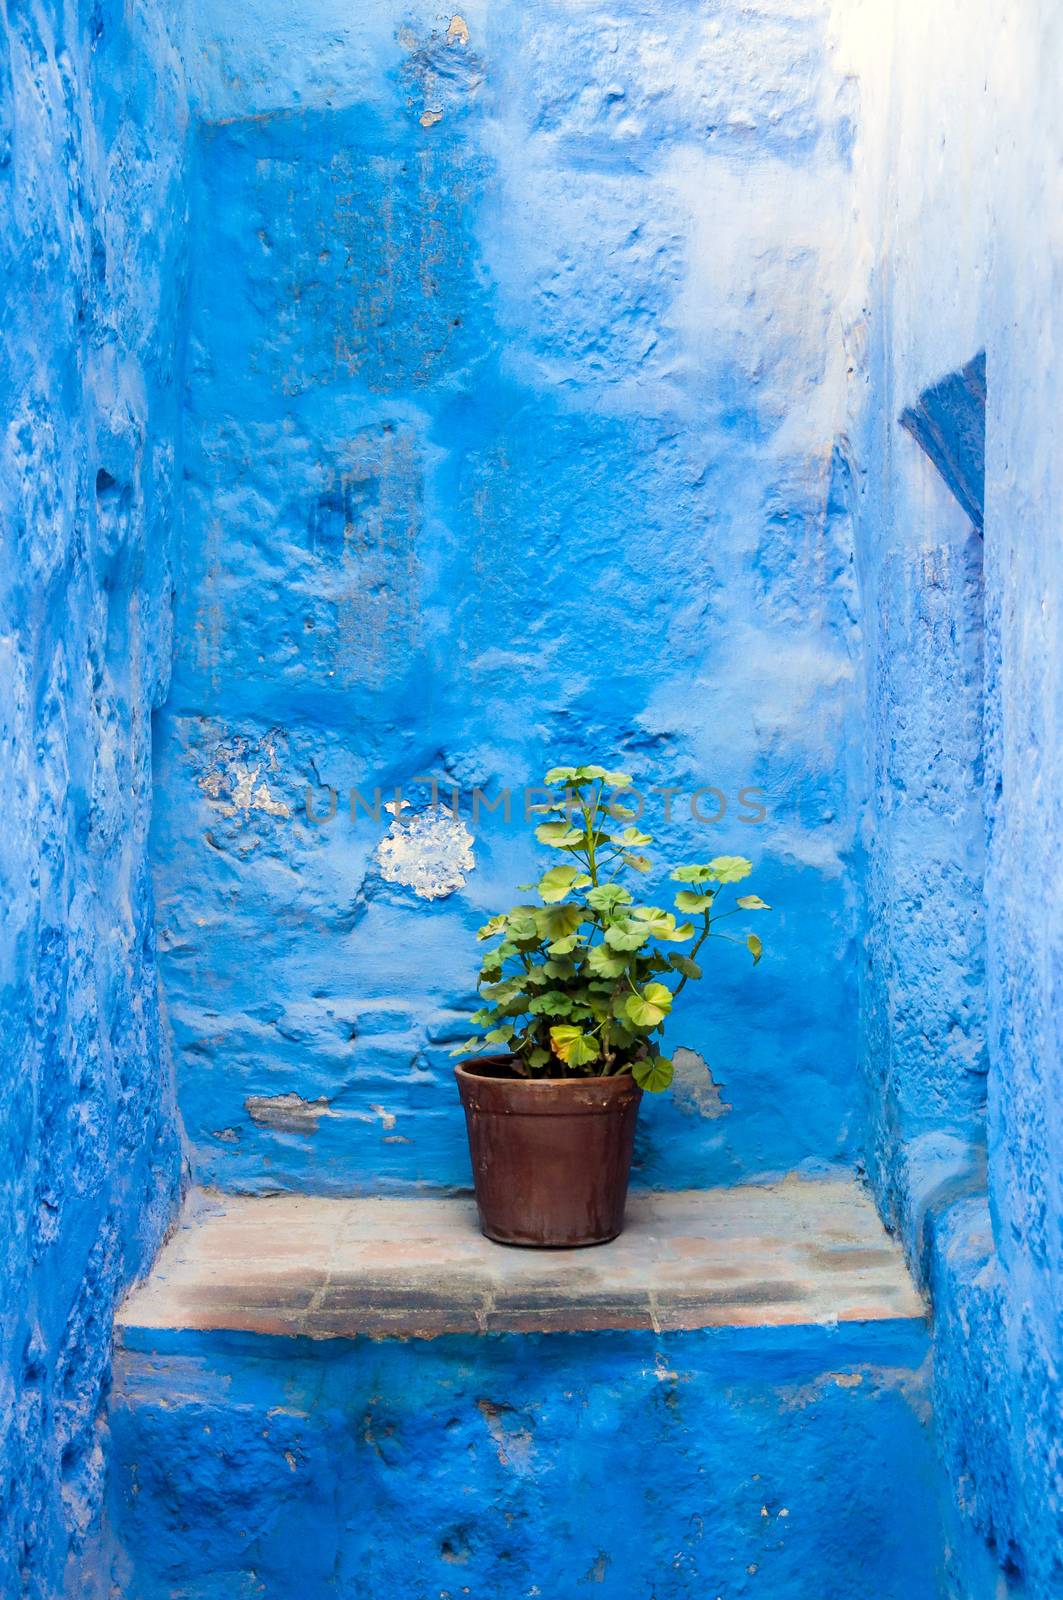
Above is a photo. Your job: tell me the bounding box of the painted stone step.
[107,1182,945,1599]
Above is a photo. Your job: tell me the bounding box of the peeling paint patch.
[375,804,474,899]
[476,1398,534,1472]
[198,734,291,819]
[672,1047,731,1119]
[245,1093,335,1133]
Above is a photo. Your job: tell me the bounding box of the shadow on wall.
[900,352,987,532]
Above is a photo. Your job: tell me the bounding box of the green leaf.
[535,821,584,848]
[601,769,633,789]
[585,884,633,913]
[480,977,524,1002]
[632,1054,674,1093]
[623,852,652,872]
[668,954,702,980]
[671,863,714,884]
[674,890,714,914]
[476,915,508,941]
[538,865,582,903]
[625,982,673,1028]
[547,932,580,956]
[529,990,574,1016]
[544,767,577,785]
[449,1036,483,1057]
[617,825,652,847]
[526,1047,551,1070]
[587,944,630,978]
[573,764,609,781]
[631,906,674,935]
[605,919,652,952]
[747,933,763,965]
[630,907,695,942]
[535,903,583,941]
[708,855,753,883]
[485,1025,514,1044]
[505,908,540,942]
[736,894,771,910]
[549,1026,600,1067]
[543,957,578,978]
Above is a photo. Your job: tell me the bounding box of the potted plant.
[452,764,769,1247]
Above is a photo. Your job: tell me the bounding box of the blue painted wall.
[837,3,1063,1593]
[0,2,188,1593]
[4,1,1061,1595]
[108,1320,942,1600]
[153,0,867,1195]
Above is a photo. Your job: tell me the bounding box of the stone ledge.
[116,1179,925,1343]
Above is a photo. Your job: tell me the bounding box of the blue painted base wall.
[109,1322,942,1600]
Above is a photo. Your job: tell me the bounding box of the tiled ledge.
[116,1179,925,1342]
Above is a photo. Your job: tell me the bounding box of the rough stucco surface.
[3,1,1060,1596]
[0,3,187,1593]
[108,1322,942,1600]
[154,0,867,1196]
[837,2,1063,1593]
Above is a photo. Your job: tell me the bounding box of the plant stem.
[670,910,713,999]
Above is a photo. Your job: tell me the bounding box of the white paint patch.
[375,805,474,899]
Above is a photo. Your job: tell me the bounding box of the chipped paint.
[476,1398,534,1473]
[671,1047,732,1119]
[197,734,292,819]
[245,1093,336,1133]
[375,805,475,900]
[244,1095,398,1135]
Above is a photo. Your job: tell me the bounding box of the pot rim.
[454,1054,638,1089]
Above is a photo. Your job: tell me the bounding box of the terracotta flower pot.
[454,1055,642,1247]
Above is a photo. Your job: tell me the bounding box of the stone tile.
[116,1179,926,1342]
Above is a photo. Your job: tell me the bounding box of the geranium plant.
[453,764,769,1092]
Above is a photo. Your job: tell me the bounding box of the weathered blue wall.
[109,1320,942,1600]
[155,0,867,1195]
[0,3,188,1592]
[5,1,1061,1594]
[838,2,1063,1594]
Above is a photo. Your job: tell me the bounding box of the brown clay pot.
[454,1055,642,1247]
